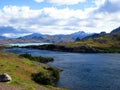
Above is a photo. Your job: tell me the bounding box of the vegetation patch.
[31,67,60,85]
[19,53,54,63]
[0,51,64,90]
[19,53,60,85]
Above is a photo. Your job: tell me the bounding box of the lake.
[4,48,120,90]
[9,42,51,47]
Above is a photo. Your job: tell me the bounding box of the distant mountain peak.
[30,33,43,36]
[71,31,86,35]
[19,33,44,39]
[110,26,120,34]
[70,31,91,39]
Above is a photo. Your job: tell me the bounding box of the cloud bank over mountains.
[0,0,120,37]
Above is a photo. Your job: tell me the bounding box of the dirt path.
[0,83,23,90]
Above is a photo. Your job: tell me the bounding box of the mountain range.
[110,26,120,34]
[0,30,92,44]
[0,26,120,45]
[19,31,91,42]
[31,26,120,53]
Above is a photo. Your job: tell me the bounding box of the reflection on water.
[4,48,120,90]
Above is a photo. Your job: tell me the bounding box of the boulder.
[0,73,12,82]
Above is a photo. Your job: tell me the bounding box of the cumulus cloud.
[34,0,44,3]
[34,0,86,5]
[94,0,120,13]
[0,1,120,37]
[109,0,120,3]
[94,0,106,7]
[2,33,31,38]
[0,5,93,34]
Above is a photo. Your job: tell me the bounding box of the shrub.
[32,72,53,85]
[19,53,54,63]
[46,67,60,80]
[32,67,60,85]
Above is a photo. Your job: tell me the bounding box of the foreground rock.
[0,73,12,82]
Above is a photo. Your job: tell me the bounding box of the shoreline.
[20,44,120,53]
[1,47,66,90]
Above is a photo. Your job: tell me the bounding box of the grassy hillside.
[29,32,120,53]
[59,32,120,53]
[63,33,120,47]
[0,51,65,90]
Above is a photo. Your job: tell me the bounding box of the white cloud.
[2,33,12,37]
[34,0,44,3]
[94,0,106,7]
[2,33,30,38]
[94,0,120,13]
[109,0,120,3]
[48,0,86,5]
[0,4,120,36]
[2,6,41,19]
[34,0,86,5]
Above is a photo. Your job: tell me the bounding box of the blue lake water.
[4,48,120,90]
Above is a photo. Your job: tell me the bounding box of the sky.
[0,0,120,37]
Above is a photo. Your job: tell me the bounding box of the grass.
[23,32,120,53]
[57,33,120,53]
[0,51,66,90]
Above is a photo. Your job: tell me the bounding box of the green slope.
[0,51,66,90]
[59,32,120,53]
[64,33,120,47]
[32,32,120,53]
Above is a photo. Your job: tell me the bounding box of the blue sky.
[0,0,94,9]
[0,0,120,37]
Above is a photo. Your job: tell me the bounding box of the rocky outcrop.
[0,73,12,82]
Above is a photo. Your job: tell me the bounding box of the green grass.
[57,33,120,53]
[0,51,66,90]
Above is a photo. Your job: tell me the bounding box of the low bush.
[32,72,53,85]
[32,67,60,85]
[19,53,54,63]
